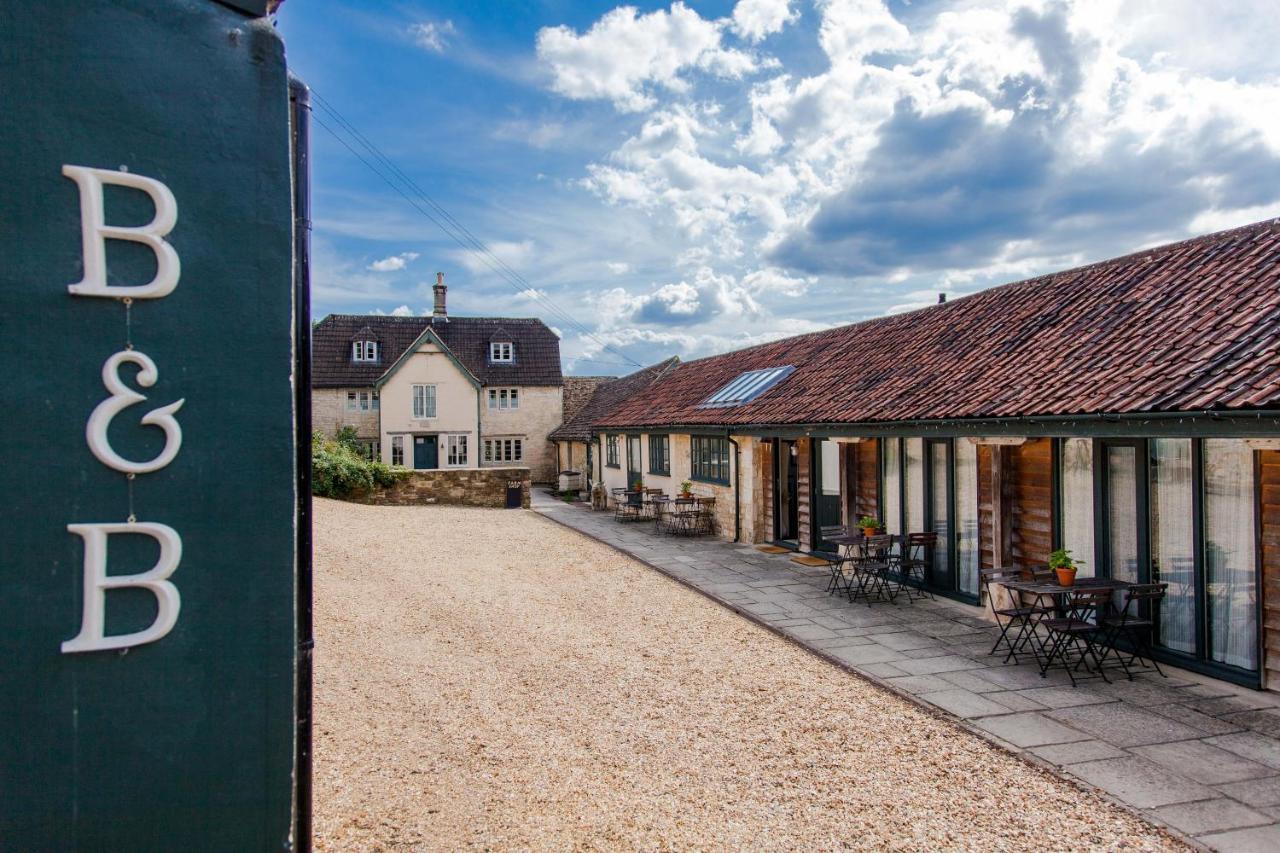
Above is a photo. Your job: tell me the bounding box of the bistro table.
[1000,577,1132,677]
[825,533,901,603]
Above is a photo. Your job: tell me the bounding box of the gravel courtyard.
[313,499,1183,850]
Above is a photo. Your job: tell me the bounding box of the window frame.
[487,388,520,410]
[391,435,404,466]
[445,434,469,467]
[346,391,358,412]
[648,434,670,476]
[411,384,437,420]
[605,434,620,468]
[352,340,379,363]
[690,435,730,485]
[489,342,514,363]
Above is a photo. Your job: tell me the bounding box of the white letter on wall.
[86,350,184,474]
[62,522,182,653]
[63,165,180,298]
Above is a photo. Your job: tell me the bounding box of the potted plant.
[857,515,879,536]
[1049,549,1082,586]
[679,480,693,498]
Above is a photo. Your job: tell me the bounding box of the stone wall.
[351,466,531,508]
[480,385,562,484]
[313,387,379,440]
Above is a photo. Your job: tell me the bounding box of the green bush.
[311,431,406,499]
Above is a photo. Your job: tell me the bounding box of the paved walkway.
[533,492,1280,851]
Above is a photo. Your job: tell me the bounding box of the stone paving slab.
[531,494,1280,849]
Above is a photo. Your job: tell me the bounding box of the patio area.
[534,491,1280,851]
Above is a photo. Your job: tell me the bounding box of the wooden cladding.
[854,438,879,523]
[1010,438,1053,568]
[1262,449,1280,689]
[796,438,812,551]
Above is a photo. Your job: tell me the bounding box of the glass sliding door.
[925,439,954,590]
[1102,441,1143,583]
[881,437,901,535]
[626,435,642,488]
[905,437,925,534]
[814,439,844,551]
[1060,438,1096,578]
[775,439,799,544]
[1150,439,1196,655]
[955,438,979,596]
[1203,439,1258,672]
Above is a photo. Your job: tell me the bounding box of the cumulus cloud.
[450,240,536,274]
[536,2,764,112]
[410,20,456,53]
[731,0,798,43]
[368,251,420,272]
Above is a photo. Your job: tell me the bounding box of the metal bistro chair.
[612,488,635,522]
[825,534,862,597]
[1037,588,1115,687]
[897,532,937,601]
[979,567,1050,663]
[692,496,716,536]
[850,534,896,606]
[1098,583,1169,681]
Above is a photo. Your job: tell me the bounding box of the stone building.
[311,274,564,483]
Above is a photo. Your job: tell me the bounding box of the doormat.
[755,545,788,554]
[790,555,831,567]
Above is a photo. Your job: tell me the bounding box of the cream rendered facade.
[378,338,480,471]
[593,431,768,543]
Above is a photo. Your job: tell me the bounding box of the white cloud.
[390,304,415,317]
[450,239,537,275]
[731,0,798,43]
[606,261,631,274]
[368,251,420,272]
[409,20,456,53]
[536,2,763,112]
[740,267,813,297]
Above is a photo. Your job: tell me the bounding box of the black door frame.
[772,438,800,547]
[923,437,959,594]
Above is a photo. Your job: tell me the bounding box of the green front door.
[414,435,439,469]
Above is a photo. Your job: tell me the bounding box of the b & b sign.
[1,2,299,849]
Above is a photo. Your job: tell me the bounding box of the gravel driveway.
[313,499,1183,850]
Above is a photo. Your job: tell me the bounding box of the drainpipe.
[727,432,741,543]
[289,73,314,853]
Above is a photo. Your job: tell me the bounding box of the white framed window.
[446,434,469,466]
[489,341,513,362]
[487,388,520,410]
[412,384,437,419]
[346,391,358,412]
[391,435,404,466]
[484,437,523,462]
[352,340,379,362]
[371,392,379,411]
[358,390,371,412]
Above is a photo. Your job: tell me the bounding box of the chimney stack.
[937,292,947,304]
[433,272,448,320]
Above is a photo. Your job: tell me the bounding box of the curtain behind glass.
[956,439,979,595]
[1106,446,1140,583]
[929,442,951,584]
[817,439,843,542]
[906,438,925,533]
[1061,438,1095,578]
[1151,439,1195,655]
[1204,439,1258,671]
[883,437,901,534]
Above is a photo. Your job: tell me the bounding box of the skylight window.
[698,365,795,409]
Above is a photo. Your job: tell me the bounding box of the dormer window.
[352,341,379,363]
[489,341,513,363]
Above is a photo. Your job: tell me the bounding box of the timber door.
[413,435,439,470]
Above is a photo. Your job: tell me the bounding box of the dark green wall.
[0,1,296,848]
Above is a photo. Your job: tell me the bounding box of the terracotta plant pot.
[680,491,693,499]
[862,527,877,537]
[1055,566,1077,587]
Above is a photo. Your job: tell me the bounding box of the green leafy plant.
[679,480,693,494]
[311,431,406,499]
[857,515,879,529]
[632,476,644,490]
[1048,549,1082,570]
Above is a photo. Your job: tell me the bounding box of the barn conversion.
[588,219,1280,689]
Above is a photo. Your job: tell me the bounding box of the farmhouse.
[312,274,564,483]
[589,219,1280,690]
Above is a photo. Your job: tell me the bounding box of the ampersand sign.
[86,350,185,474]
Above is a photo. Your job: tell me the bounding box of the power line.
[308,93,644,369]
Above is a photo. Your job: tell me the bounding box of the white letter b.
[62,522,182,653]
[63,165,180,299]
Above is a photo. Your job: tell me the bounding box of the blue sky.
[277,1,1280,375]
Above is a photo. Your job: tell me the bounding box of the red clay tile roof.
[596,219,1280,430]
[312,314,563,388]
[549,358,681,441]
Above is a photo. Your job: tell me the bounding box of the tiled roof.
[596,219,1280,430]
[561,376,614,426]
[312,315,563,388]
[549,358,681,441]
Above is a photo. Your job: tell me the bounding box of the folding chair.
[898,532,937,601]
[849,534,896,606]
[1038,588,1114,687]
[979,567,1050,663]
[1098,583,1168,680]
